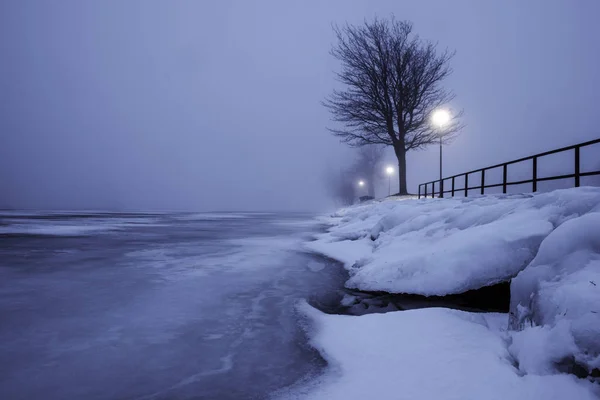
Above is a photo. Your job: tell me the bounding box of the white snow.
[288,187,600,399]
[508,321,580,375]
[280,303,598,400]
[509,210,600,375]
[308,187,600,295]
[305,238,373,268]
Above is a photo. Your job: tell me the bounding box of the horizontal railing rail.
[418,137,600,199]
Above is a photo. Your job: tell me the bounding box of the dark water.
[0,212,346,399]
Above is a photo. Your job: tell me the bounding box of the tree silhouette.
[324,17,462,194]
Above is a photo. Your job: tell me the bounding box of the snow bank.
[280,304,597,400]
[307,188,600,296]
[509,210,600,376]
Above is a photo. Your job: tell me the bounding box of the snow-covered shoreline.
[307,188,600,296]
[288,187,600,399]
[278,303,598,400]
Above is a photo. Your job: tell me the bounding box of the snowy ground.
[278,304,598,400]
[294,188,600,399]
[308,188,600,296]
[509,211,600,377]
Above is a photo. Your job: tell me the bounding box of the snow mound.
[307,187,600,296]
[280,304,598,400]
[509,210,600,376]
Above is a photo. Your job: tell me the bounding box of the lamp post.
[431,109,450,197]
[357,180,365,201]
[385,166,394,196]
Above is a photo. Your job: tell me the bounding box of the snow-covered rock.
[279,303,598,400]
[307,187,600,296]
[509,210,600,376]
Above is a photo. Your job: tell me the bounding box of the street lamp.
[431,109,450,197]
[357,180,365,200]
[385,166,394,196]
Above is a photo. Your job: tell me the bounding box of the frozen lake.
[0,212,346,399]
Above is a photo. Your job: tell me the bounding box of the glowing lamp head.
[385,166,394,175]
[432,109,451,128]
[358,180,365,187]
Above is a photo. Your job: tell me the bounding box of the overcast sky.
[1,0,599,211]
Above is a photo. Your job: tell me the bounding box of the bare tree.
[325,168,356,206]
[350,145,385,197]
[324,17,462,195]
[325,146,384,205]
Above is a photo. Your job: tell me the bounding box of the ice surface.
[308,187,600,295]
[0,214,164,236]
[0,223,120,236]
[0,213,341,399]
[171,212,254,220]
[279,304,598,400]
[509,210,600,375]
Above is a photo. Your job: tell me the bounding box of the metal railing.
[418,138,600,199]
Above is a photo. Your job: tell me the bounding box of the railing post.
[440,179,444,198]
[432,181,435,198]
[464,174,469,197]
[424,183,428,198]
[418,184,421,199]
[575,146,581,187]
[480,169,485,195]
[533,156,538,192]
[451,176,455,197]
[502,164,507,194]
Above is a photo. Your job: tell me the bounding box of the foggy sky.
[1,0,599,211]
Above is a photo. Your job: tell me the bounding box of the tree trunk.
[394,145,408,195]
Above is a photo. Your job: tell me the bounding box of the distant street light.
[385,166,394,196]
[357,180,366,199]
[431,109,451,197]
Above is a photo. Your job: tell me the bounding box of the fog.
[1,0,599,211]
